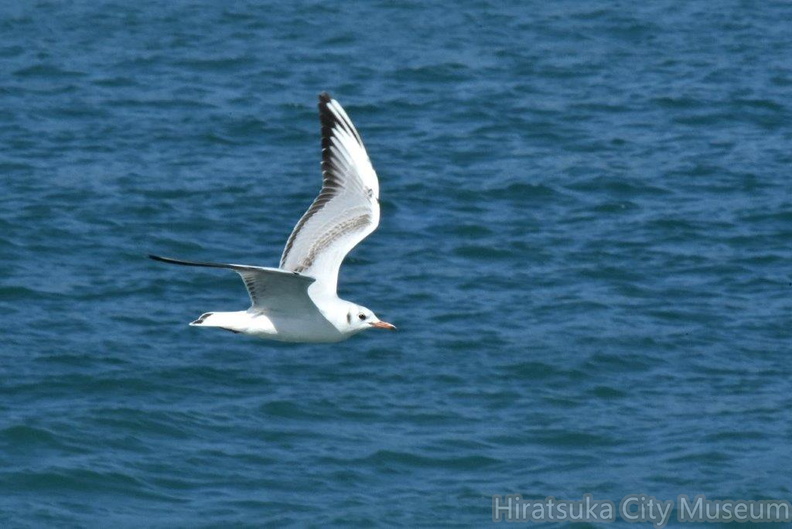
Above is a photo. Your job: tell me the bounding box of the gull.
[150,93,396,343]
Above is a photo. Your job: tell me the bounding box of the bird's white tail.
[189,311,247,334]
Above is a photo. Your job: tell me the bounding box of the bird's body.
[188,306,348,344]
[150,93,395,343]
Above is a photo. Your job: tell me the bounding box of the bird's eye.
[358,313,366,321]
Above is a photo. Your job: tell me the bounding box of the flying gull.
[150,93,396,343]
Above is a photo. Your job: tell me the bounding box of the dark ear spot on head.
[346,311,352,324]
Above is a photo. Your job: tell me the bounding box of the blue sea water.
[1,1,791,527]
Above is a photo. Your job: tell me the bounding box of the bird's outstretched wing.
[149,255,316,312]
[279,93,380,295]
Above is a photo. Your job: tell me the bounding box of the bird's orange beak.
[370,320,397,331]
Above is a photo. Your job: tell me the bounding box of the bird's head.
[342,304,396,335]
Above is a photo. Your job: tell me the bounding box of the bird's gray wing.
[279,93,380,295]
[149,255,317,313]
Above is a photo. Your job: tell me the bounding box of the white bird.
[150,93,395,343]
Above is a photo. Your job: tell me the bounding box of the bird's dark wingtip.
[319,92,332,103]
[149,254,190,266]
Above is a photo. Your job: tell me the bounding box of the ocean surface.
[1,1,791,527]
